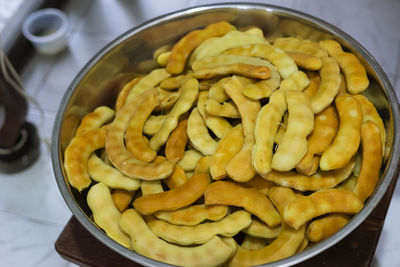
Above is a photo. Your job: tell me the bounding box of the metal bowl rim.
[51,2,400,267]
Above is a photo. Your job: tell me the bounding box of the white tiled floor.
[0,0,399,266]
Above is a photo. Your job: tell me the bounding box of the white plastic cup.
[22,8,69,55]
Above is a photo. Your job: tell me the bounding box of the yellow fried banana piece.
[266,157,355,191]
[111,189,134,213]
[106,89,175,180]
[284,189,363,230]
[271,90,314,172]
[191,29,265,61]
[187,108,218,155]
[210,124,244,180]
[119,209,236,266]
[115,77,141,112]
[88,154,141,191]
[224,76,260,182]
[87,182,131,248]
[353,121,383,203]
[64,127,106,191]
[353,94,386,157]
[252,90,287,175]
[165,119,188,161]
[296,105,339,176]
[133,171,210,214]
[149,78,199,151]
[76,106,115,136]
[242,217,281,239]
[224,43,298,79]
[147,210,251,245]
[273,37,328,58]
[287,52,322,70]
[125,88,159,162]
[125,68,170,105]
[320,94,362,170]
[155,204,228,226]
[319,40,369,94]
[310,57,341,113]
[205,181,281,227]
[167,21,236,75]
[229,187,305,266]
[306,214,350,242]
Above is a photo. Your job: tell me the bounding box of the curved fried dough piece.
[287,52,322,70]
[87,183,131,248]
[167,21,236,75]
[242,65,281,100]
[242,218,281,239]
[306,214,350,242]
[311,57,341,113]
[353,94,386,157]
[143,114,167,136]
[165,119,188,161]
[64,127,106,191]
[274,112,288,145]
[266,157,355,191]
[224,76,260,182]
[178,149,203,171]
[296,105,339,176]
[88,154,141,191]
[337,175,357,191]
[147,210,251,245]
[271,90,314,172]
[157,51,171,67]
[155,204,228,226]
[76,106,115,136]
[119,209,236,267]
[133,171,210,214]
[208,77,231,102]
[125,68,170,105]
[164,164,187,189]
[115,77,141,112]
[141,180,164,196]
[191,29,265,61]
[194,63,271,80]
[111,189,134,213]
[205,181,281,227]
[125,89,159,162]
[229,187,305,266]
[319,40,369,94]
[273,37,328,58]
[155,88,180,111]
[194,156,211,174]
[187,108,218,155]
[205,99,240,118]
[224,43,298,79]
[353,121,383,203]
[252,90,287,175]
[210,124,244,180]
[149,78,199,151]
[241,236,270,250]
[303,72,320,99]
[279,70,310,91]
[106,89,175,180]
[241,175,275,195]
[159,73,192,90]
[284,189,363,230]
[320,94,362,170]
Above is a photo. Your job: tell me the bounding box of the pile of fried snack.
[64,21,386,266]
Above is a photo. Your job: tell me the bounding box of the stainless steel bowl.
[52,3,400,266]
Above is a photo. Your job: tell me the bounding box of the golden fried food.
[273,37,328,58]
[320,94,362,170]
[284,189,363,230]
[205,181,281,227]
[155,204,228,226]
[143,114,167,135]
[241,175,275,195]
[242,217,281,239]
[111,189,134,213]
[164,164,187,189]
[133,171,210,214]
[115,77,141,112]
[353,121,383,203]
[296,105,339,175]
[187,108,218,155]
[167,21,236,74]
[242,65,280,100]
[240,235,270,250]
[87,182,131,248]
[178,149,203,171]
[159,73,192,90]
[319,40,369,94]
[141,180,164,195]
[165,119,188,161]
[119,209,236,266]
[306,214,350,242]
[204,99,240,118]
[75,106,114,136]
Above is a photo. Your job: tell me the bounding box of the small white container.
[22,8,69,55]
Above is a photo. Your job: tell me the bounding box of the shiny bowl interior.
[51,3,400,266]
